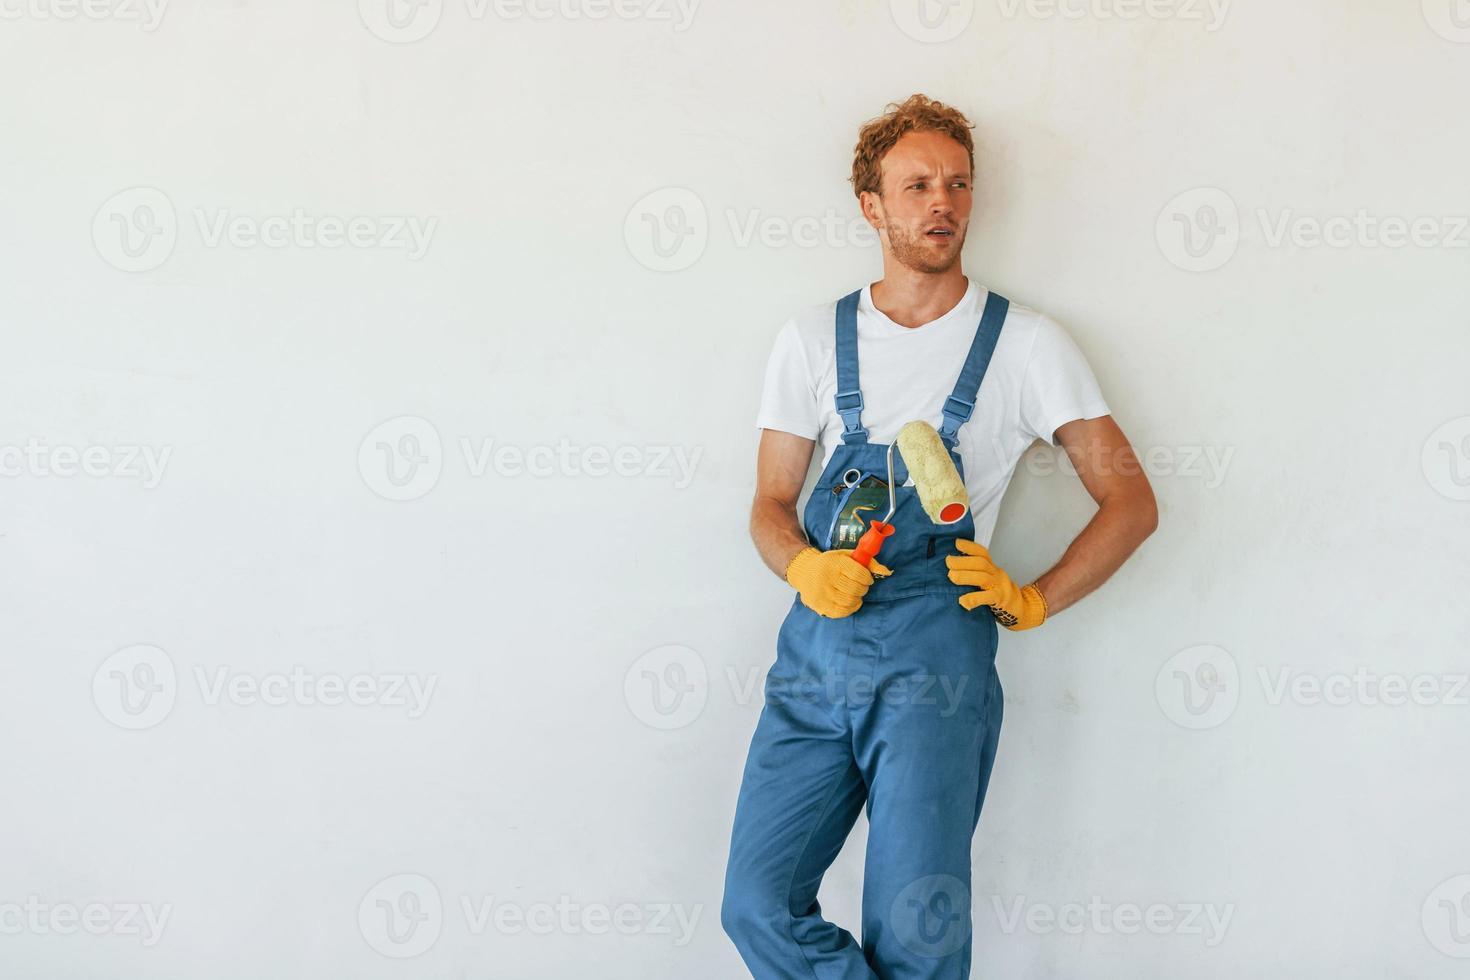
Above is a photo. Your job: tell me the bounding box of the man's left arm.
[946,415,1158,627]
[1030,415,1158,616]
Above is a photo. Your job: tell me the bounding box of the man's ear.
[859,190,885,233]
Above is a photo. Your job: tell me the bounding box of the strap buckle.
[942,393,975,422]
[834,389,864,414]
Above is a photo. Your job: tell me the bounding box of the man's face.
[864,130,972,274]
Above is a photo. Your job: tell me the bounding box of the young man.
[721,95,1159,979]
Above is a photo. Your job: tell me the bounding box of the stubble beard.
[885,221,967,275]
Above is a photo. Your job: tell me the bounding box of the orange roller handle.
[850,520,896,568]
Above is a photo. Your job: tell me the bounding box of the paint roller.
[849,420,969,568]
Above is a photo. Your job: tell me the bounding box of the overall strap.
[833,289,868,444]
[937,291,1010,449]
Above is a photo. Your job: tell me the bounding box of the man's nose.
[926,187,957,213]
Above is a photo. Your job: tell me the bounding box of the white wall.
[2,1,1467,977]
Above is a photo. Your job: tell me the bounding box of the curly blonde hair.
[849,94,975,199]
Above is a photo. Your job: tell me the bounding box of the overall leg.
[851,596,1003,980]
[722,603,880,980]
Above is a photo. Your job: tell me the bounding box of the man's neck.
[869,269,970,329]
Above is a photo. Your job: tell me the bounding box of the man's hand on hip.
[945,539,1048,630]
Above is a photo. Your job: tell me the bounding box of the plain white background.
[2,1,1468,977]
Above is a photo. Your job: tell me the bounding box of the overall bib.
[722,289,1012,980]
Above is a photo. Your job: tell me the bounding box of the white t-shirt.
[756,278,1111,545]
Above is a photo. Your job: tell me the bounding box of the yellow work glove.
[784,546,892,619]
[944,539,1048,631]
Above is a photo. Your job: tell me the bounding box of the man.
[720,94,1158,979]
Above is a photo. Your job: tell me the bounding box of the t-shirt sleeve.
[755,319,820,440]
[1019,314,1112,445]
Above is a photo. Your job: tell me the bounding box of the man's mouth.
[925,226,956,240]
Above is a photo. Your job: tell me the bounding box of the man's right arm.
[749,428,816,580]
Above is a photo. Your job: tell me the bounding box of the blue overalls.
[723,289,1013,980]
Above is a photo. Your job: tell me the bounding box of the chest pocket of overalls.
[824,477,889,550]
